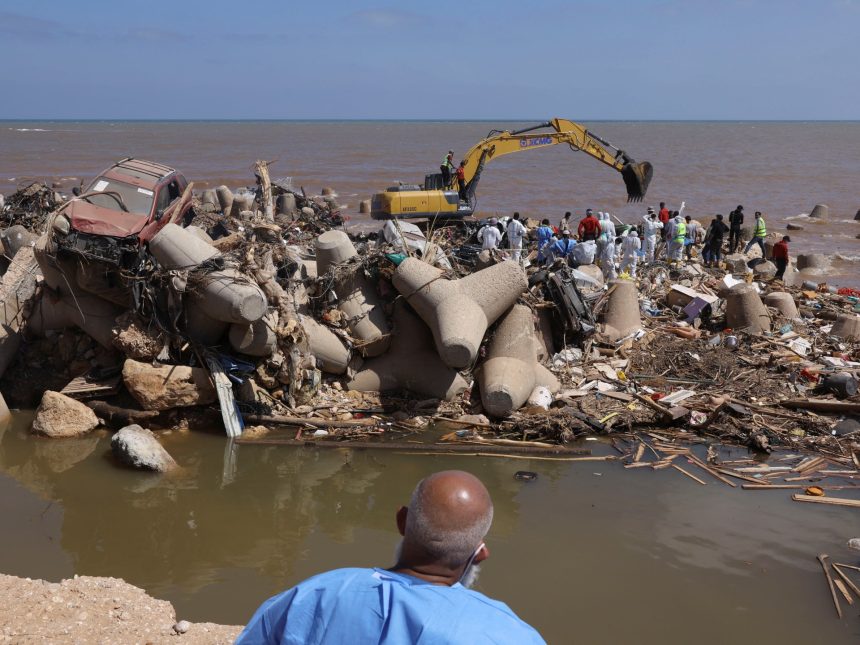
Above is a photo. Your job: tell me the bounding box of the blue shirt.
[552,238,576,257]
[536,226,554,246]
[236,567,545,645]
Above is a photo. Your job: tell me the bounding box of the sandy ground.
[0,574,242,644]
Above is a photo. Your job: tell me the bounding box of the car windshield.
[84,176,154,216]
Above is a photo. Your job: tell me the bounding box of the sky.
[0,0,858,120]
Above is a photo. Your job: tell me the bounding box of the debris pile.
[0,162,858,480]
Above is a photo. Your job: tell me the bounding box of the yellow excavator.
[370,118,653,220]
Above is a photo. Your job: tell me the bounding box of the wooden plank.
[234,437,593,456]
[818,554,842,618]
[832,565,860,599]
[781,399,860,414]
[672,464,707,485]
[792,495,860,508]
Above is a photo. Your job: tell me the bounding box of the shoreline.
[0,573,242,644]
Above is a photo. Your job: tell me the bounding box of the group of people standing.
[478,200,788,282]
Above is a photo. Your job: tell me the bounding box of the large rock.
[723,254,748,274]
[31,391,99,438]
[111,424,177,472]
[751,260,777,280]
[122,359,216,411]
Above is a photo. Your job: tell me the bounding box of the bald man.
[237,470,544,644]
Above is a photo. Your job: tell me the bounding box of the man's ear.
[396,506,408,536]
[474,543,489,564]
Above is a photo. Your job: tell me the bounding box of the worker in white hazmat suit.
[597,218,617,281]
[620,228,642,277]
[505,212,527,263]
[642,207,662,263]
[477,218,502,250]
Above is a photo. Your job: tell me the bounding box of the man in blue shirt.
[536,218,555,263]
[551,229,577,264]
[237,470,544,644]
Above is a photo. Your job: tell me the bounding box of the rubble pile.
[0,167,858,478]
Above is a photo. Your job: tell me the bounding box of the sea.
[1,120,858,285]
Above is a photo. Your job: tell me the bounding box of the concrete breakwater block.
[201,189,218,207]
[392,258,528,368]
[359,199,371,214]
[299,315,350,374]
[831,313,860,340]
[230,193,255,218]
[854,209,860,221]
[348,301,467,400]
[479,305,559,418]
[276,193,296,217]
[28,291,121,348]
[809,204,829,218]
[123,359,216,411]
[183,301,228,346]
[229,313,278,357]
[190,269,268,325]
[597,280,642,343]
[314,230,390,357]
[149,223,220,270]
[796,254,828,271]
[764,291,799,319]
[184,225,214,245]
[0,225,36,259]
[215,185,233,215]
[786,223,804,231]
[725,283,771,334]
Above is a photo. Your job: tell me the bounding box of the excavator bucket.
[621,161,653,202]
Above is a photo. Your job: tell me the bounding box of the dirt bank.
[0,573,242,644]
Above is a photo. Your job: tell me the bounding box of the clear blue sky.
[1,0,857,120]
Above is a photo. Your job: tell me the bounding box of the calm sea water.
[2,120,859,283]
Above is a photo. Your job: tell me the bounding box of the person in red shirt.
[577,208,600,241]
[658,202,670,239]
[456,161,467,200]
[771,235,790,280]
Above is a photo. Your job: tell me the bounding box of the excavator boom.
[370,118,653,219]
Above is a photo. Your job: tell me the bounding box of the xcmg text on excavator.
[370,118,653,220]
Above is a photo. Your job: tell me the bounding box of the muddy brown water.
[1,413,858,643]
[2,120,860,287]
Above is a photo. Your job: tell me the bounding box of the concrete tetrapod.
[796,254,829,272]
[149,223,219,269]
[229,313,278,357]
[348,301,468,400]
[763,292,799,320]
[597,279,643,343]
[299,315,350,374]
[28,291,121,348]
[831,313,860,341]
[314,230,390,357]
[725,283,771,334]
[215,185,233,215]
[392,258,527,368]
[809,204,829,218]
[479,305,560,418]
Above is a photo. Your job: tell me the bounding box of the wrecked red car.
[51,158,193,267]
[46,158,194,305]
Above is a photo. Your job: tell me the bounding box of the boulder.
[111,424,177,472]
[122,359,216,411]
[723,254,748,274]
[751,260,777,280]
[31,390,99,438]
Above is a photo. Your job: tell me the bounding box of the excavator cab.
[621,161,653,202]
